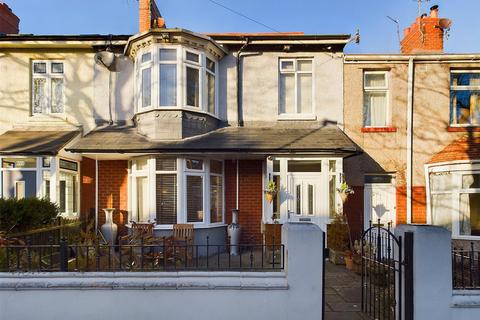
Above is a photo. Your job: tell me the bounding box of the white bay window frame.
[129,157,224,229]
[426,161,480,239]
[134,46,219,117]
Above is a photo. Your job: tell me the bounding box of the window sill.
[447,126,480,132]
[135,106,221,121]
[29,114,67,122]
[277,114,317,121]
[361,127,397,133]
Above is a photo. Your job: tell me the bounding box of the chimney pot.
[430,5,439,18]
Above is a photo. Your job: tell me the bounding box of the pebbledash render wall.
[343,59,480,227]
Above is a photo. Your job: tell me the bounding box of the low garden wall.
[0,223,324,320]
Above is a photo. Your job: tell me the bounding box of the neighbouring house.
[343,5,480,241]
[0,0,358,244]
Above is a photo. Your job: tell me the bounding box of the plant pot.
[265,192,274,203]
[329,248,346,265]
[345,255,354,270]
[340,192,349,203]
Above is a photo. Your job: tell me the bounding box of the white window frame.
[58,158,80,217]
[363,70,390,128]
[184,48,203,110]
[158,47,179,108]
[31,60,65,115]
[138,51,154,110]
[209,159,225,225]
[128,156,225,229]
[278,58,315,119]
[205,56,218,115]
[450,70,480,127]
[426,161,480,239]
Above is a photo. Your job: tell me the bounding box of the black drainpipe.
[236,38,249,127]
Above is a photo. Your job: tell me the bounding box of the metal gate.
[361,221,411,320]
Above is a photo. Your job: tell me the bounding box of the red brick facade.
[225,160,263,244]
[400,6,444,54]
[0,3,19,34]
[396,186,427,225]
[139,0,164,33]
[80,157,96,221]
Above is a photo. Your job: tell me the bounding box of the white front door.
[364,183,396,229]
[287,173,329,230]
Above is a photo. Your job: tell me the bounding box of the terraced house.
[0,0,356,244]
[343,5,480,243]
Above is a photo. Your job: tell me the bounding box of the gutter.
[345,54,480,63]
[406,57,415,224]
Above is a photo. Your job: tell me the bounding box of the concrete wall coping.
[452,291,480,308]
[0,271,287,291]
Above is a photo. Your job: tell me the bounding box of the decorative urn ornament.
[227,209,241,256]
[264,180,277,204]
[101,208,117,245]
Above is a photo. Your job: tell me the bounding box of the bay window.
[135,46,218,115]
[450,71,480,126]
[429,164,480,237]
[32,60,65,114]
[129,157,224,227]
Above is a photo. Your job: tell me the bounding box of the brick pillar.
[80,157,96,223]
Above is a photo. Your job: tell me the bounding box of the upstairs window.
[185,50,201,108]
[159,48,177,106]
[450,71,480,126]
[206,58,216,114]
[279,59,313,115]
[363,71,389,127]
[140,52,153,108]
[32,61,65,114]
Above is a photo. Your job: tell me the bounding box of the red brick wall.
[98,160,129,236]
[343,186,364,241]
[225,160,263,244]
[396,186,427,225]
[80,157,96,222]
[0,3,19,34]
[401,15,444,54]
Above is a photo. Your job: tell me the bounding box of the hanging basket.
[265,191,276,203]
[340,192,349,203]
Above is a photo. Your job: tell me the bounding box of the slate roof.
[66,125,359,155]
[0,130,80,155]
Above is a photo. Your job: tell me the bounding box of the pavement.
[324,261,368,320]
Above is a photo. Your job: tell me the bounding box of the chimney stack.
[0,2,19,34]
[139,0,165,33]
[400,5,447,54]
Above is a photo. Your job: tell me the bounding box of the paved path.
[325,262,367,320]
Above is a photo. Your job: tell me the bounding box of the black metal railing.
[0,237,284,273]
[452,243,480,290]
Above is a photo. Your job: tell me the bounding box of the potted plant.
[264,180,277,203]
[337,181,354,203]
[327,214,350,265]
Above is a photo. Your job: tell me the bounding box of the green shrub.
[0,198,59,233]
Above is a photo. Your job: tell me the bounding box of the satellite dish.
[438,18,452,29]
[94,50,115,68]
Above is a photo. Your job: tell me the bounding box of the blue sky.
[7,0,480,53]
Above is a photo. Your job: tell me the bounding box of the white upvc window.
[184,49,202,108]
[139,52,153,109]
[135,46,218,116]
[428,162,480,238]
[278,58,314,116]
[363,71,389,127]
[129,156,224,227]
[450,70,480,126]
[32,60,65,114]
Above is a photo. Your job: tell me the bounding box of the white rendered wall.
[395,224,480,320]
[0,223,324,320]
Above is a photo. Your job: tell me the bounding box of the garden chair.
[172,224,194,264]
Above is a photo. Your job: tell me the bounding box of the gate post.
[395,225,452,320]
